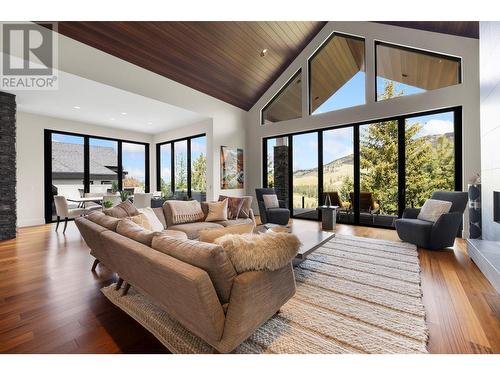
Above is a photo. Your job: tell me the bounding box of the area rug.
[101,234,428,353]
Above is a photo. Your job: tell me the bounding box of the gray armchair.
[255,188,290,225]
[395,191,468,250]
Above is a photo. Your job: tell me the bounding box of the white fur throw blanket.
[166,200,205,224]
[214,232,301,273]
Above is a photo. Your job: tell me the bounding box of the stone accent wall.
[273,145,289,204]
[0,92,16,240]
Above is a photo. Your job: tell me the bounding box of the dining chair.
[133,192,153,209]
[53,196,87,234]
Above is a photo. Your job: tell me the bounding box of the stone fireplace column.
[0,91,17,240]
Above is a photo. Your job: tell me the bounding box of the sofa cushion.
[417,199,452,222]
[199,223,255,243]
[214,218,254,227]
[103,200,139,218]
[167,222,224,240]
[151,207,167,228]
[218,195,244,219]
[151,235,236,304]
[116,219,156,246]
[214,232,301,273]
[86,211,121,231]
[139,207,164,231]
[158,229,188,240]
[205,199,228,222]
[163,200,205,226]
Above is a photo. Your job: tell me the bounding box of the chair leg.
[55,216,60,231]
[115,277,124,290]
[91,259,100,272]
[121,282,131,296]
[63,217,68,233]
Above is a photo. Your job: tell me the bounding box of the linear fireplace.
[495,191,500,224]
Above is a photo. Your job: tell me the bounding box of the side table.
[319,205,338,231]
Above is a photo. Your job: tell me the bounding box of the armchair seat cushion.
[395,218,433,247]
[214,218,254,227]
[168,222,224,239]
[267,208,290,225]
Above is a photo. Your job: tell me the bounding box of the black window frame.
[44,129,150,224]
[308,32,366,115]
[374,41,462,103]
[260,69,302,126]
[263,106,462,229]
[156,133,207,200]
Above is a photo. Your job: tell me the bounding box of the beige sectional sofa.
[75,198,296,353]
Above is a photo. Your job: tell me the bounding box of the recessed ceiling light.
[147,122,153,125]
[402,73,408,78]
[260,49,268,57]
[73,106,81,109]
[121,112,127,115]
[111,117,115,121]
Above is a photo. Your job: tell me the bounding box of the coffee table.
[255,221,335,263]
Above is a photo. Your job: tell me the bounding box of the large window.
[405,111,456,208]
[376,42,461,101]
[292,132,319,219]
[322,127,354,223]
[261,70,302,125]
[44,130,149,223]
[157,134,207,202]
[89,138,118,194]
[263,107,461,228]
[310,34,365,115]
[122,142,147,193]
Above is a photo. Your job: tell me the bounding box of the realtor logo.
[1,22,58,90]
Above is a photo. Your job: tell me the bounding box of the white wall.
[479,22,500,241]
[53,28,247,200]
[16,111,153,227]
[246,22,480,237]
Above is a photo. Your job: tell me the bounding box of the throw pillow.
[238,196,253,219]
[218,195,244,219]
[116,219,156,246]
[263,194,279,209]
[417,199,453,222]
[103,200,139,218]
[139,207,165,231]
[163,200,205,225]
[129,213,152,231]
[214,231,301,273]
[205,199,228,222]
[198,222,255,243]
[86,211,121,231]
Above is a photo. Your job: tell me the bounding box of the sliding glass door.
[262,107,461,228]
[322,127,354,224]
[292,132,319,219]
[359,121,399,226]
[49,133,85,221]
[44,130,149,223]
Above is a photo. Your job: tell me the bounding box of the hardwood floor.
[0,220,499,354]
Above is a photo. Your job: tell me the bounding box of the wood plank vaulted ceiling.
[53,22,327,111]
[50,21,478,111]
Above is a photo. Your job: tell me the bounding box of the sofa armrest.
[216,264,296,353]
[402,208,421,219]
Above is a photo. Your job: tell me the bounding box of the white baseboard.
[17,218,46,228]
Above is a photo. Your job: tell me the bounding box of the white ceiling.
[4,63,208,134]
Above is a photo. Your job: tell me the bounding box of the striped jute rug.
[101,234,428,353]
